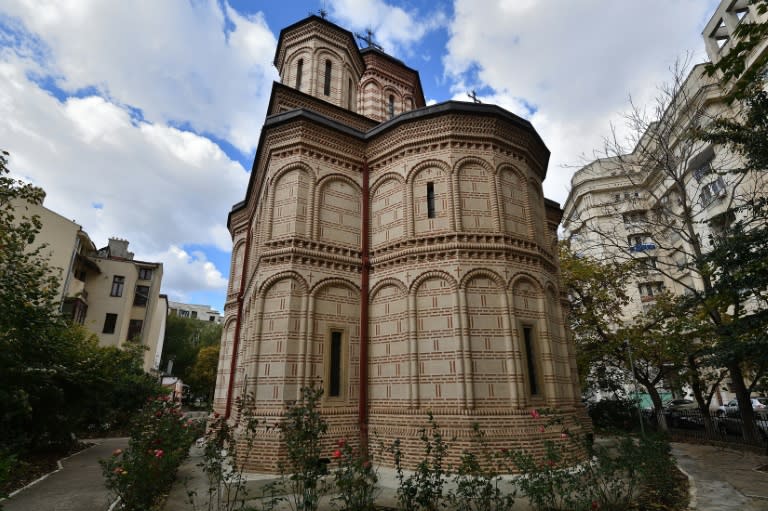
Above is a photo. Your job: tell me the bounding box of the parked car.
[717,397,768,416]
[663,399,699,428]
[714,411,768,441]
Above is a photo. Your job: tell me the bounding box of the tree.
[187,344,220,403]
[0,151,160,452]
[559,244,688,430]
[565,56,767,442]
[160,315,222,383]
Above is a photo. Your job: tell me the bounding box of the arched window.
[324,60,332,96]
[295,58,303,90]
[387,94,395,118]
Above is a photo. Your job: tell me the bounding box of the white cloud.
[327,0,447,58]
[443,0,721,205]
[0,52,247,264]
[1,0,278,154]
[144,245,228,303]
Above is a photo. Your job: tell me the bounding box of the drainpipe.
[225,225,252,419]
[359,157,370,453]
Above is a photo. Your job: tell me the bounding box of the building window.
[523,326,539,396]
[134,285,150,306]
[138,267,153,280]
[103,313,118,334]
[329,330,343,397]
[191,311,198,319]
[296,58,303,89]
[127,319,143,341]
[110,276,125,297]
[324,60,332,96]
[639,282,665,302]
[387,95,395,119]
[347,78,353,109]
[700,177,726,206]
[426,182,436,219]
[622,211,647,227]
[179,310,190,318]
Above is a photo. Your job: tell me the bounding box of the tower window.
[329,331,342,397]
[387,95,395,118]
[523,326,539,396]
[426,182,436,219]
[296,58,303,90]
[324,60,332,96]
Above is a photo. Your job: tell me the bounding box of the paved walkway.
[2,437,127,511]
[671,442,768,510]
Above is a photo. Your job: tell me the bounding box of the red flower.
[538,426,545,433]
[530,409,540,419]
[547,460,555,467]
[155,411,163,417]
[337,438,346,448]
[592,501,599,510]
[154,449,164,458]
[333,449,342,459]
[213,412,220,418]
[112,448,123,457]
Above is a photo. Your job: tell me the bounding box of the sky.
[0,0,721,313]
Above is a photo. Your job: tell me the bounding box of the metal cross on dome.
[355,28,383,50]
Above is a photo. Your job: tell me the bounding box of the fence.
[643,408,768,450]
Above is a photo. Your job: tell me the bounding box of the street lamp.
[624,340,646,437]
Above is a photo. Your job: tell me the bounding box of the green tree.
[160,315,221,379]
[0,151,160,454]
[186,344,220,403]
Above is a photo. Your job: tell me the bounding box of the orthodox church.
[214,14,587,471]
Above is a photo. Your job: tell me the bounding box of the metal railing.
[643,408,768,449]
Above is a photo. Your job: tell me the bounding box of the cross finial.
[318,7,327,19]
[468,90,482,104]
[355,28,383,50]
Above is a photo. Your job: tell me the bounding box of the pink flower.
[530,409,540,419]
[333,449,342,459]
[213,412,220,418]
[560,432,568,439]
[154,449,164,458]
[538,426,545,433]
[112,449,123,457]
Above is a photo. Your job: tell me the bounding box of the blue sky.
[0,0,719,312]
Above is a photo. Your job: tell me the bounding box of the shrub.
[330,437,378,511]
[101,396,196,511]
[391,412,450,511]
[587,399,640,432]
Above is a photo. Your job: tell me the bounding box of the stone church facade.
[214,15,588,471]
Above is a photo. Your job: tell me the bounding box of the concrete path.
[672,442,768,510]
[2,437,127,511]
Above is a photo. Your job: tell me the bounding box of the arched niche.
[368,280,409,406]
[370,176,405,249]
[316,176,361,249]
[410,164,450,236]
[498,166,528,237]
[271,166,313,239]
[456,160,494,232]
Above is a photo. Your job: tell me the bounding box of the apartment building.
[11,197,167,372]
[562,0,768,402]
[167,301,223,324]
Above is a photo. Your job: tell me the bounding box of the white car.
[717,397,768,416]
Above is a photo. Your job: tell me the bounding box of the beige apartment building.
[215,15,587,472]
[11,197,167,372]
[562,0,768,404]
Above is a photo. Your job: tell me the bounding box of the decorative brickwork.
[216,14,590,474]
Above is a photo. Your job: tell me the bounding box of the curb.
[675,461,697,510]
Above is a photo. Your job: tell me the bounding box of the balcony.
[66,278,88,302]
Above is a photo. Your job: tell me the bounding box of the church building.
[214,14,587,471]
